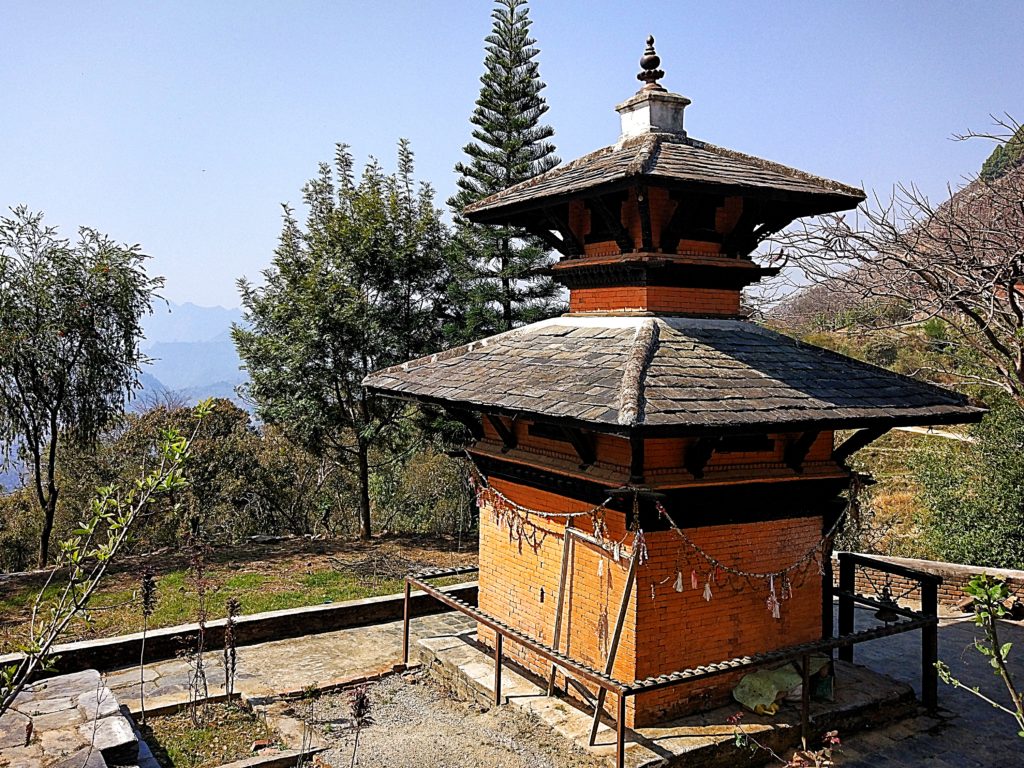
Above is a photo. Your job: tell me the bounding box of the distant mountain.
[137,301,248,408]
[143,301,244,348]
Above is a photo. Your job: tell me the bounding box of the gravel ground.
[309,671,607,768]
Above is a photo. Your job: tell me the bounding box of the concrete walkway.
[103,613,467,712]
[98,607,1022,766]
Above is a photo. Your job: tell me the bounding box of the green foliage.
[447,0,562,340]
[912,399,1024,568]
[0,206,161,567]
[0,486,40,572]
[234,141,451,538]
[936,573,1024,737]
[370,445,474,537]
[980,124,1024,182]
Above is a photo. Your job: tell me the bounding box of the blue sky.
[2,1,1021,307]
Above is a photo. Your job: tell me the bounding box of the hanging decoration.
[463,455,860,619]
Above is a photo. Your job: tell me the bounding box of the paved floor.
[104,613,461,712]
[839,608,1024,767]
[100,607,1023,766]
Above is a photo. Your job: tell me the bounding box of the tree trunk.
[500,239,513,331]
[356,439,372,540]
[38,489,57,568]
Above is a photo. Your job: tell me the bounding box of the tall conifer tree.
[447,0,561,341]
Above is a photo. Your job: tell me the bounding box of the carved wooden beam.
[636,185,654,251]
[560,426,596,469]
[685,436,720,479]
[447,408,483,441]
[541,210,585,256]
[785,430,821,473]
[485,414,517,453]
[521,222,574,257]
[587,195,633,252]
[833,427,890,465]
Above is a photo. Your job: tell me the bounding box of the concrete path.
[99,606,1023,766]
[103,613,465,712]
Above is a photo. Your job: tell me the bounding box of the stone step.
[1,669,139,767]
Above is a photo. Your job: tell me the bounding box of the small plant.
[297,683,321,767]
[139,566,157,724]
[936,573,1024,736]
[349,684,372,768]
[185,515,211,726]
[223,597,241,704]
[730,712,840,767]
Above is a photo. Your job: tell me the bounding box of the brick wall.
[831,553,1024,608]
[568,285,741,315]
[477,477,825,726]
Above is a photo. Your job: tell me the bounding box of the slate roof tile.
[363,316,983,433]
[464,134,865,219]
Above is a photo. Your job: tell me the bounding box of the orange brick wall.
[568,285,742,315]
[477,477,825,726]
[631,517,824,724]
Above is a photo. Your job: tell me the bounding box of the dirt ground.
[310,670,606,768]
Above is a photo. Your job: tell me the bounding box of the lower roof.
[362,315,984,436]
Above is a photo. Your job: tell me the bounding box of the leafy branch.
[0,399,212,717]
[936,573,1024,736]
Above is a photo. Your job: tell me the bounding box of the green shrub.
[912,399,1024,568]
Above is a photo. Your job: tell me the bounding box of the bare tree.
[763,117,1024,406]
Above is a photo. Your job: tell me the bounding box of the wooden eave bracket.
[447,408,484,441]
[636,185,654,252]
[586,195,633,252]
[685,436,720,479]
[542,209,585,257]
[486,414,517,453]
[561,426,596,469]
[785,430,821,473]
[629,432,645,484]
[522,222,574,258]
[833,427,890,465]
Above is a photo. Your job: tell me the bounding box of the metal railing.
[403,553,942,768]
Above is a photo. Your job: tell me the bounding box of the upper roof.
[362,315,983,436]
[464,132,866,223]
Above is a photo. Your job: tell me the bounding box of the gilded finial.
[637,35,665,90]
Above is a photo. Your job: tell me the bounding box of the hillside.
[138,302,247,407]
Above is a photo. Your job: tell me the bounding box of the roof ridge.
[617,318,659,426]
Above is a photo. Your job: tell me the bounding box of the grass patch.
[0,536,477,653]
[139,702,278,768]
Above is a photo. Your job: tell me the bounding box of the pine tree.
[446,0,562,341]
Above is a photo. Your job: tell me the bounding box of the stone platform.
[0,669,152,768]
[416,615,918,768]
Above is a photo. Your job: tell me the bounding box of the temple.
[364,36,983,730]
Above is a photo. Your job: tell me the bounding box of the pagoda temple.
[364,37,983,729]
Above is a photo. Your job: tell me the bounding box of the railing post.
[402,578,411,667]
[822,528,834,641]
[837,553,854,662]
[494,633,504,706]
[921,579,939,711]
[800,654,811,744]
[616,692,626,768]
